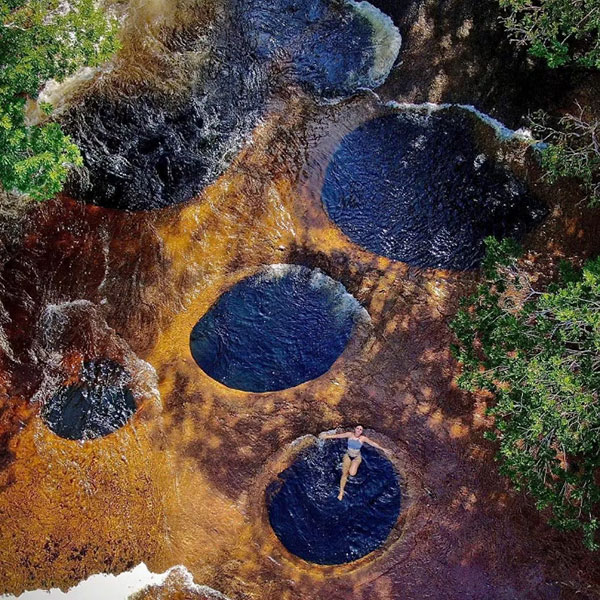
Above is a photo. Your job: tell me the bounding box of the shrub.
[451,237,600,550]
[0,0,119,201]
[499,0,600,69]
[531,104,600,206]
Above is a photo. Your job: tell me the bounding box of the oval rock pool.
[321,106,546,270]
[267,438,401,564]
[189,265,368,393]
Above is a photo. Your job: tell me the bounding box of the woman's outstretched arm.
[362,436,391,454]
[319,431,351,440]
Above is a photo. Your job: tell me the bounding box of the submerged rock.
[244,0,401,98]
[321,105,547,270]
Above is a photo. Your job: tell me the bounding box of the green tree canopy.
[452,238,600,550]
[0,0,119,201]
[532,105,600,206]
[500,0,600,69]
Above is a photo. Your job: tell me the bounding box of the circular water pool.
[245,0,401,98]
[267,439,401,564]
[189,265,367,393]
[321,108,546,269]
[42,359,136,440]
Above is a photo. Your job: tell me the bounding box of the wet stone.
[321,108,547,270]
[244,0,401,98]
[189,265,367,393]
[267,439,401,564]
[62,0,400,210]
[42,359,136,440]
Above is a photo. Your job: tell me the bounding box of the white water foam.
[260,264,370,324]
[1,563,230,600]
[351,1,402,88]
[385,101,538,144]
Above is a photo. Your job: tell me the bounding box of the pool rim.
[248,429,419,576]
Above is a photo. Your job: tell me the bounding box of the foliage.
[499,0,600,69]
[530,105,600,206]
[451,237,600,550]
[0,0,119,201]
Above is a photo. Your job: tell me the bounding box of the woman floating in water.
[319,425,391,500]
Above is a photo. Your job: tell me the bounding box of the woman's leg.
[338,454,352,500]
[349,454,362,476]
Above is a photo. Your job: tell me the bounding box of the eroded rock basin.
[321,106,546,269]
[190,265,368,392]
[42,359,136,441]
[267,439,401,564]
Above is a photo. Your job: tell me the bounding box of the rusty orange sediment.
[1,69,600,600]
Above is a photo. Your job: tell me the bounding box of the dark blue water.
[189,265,366,392]
[321,109,547,270]
[64,4,270,210]
[41,359,136,440]
[245,0,396,97]
[267,439,401,564]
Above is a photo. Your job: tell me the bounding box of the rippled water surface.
[63,0,400,210]
[190,266,367,392]
[321,108,546,269]
[245,0,400,97]
[42,359,136,440]
[267,439,401,564]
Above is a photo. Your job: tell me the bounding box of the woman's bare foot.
[337,490,344,501]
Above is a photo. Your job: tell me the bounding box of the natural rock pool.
[321,106,546,269]
[267,438,401,564]
[190,265,368,392]
[3,0,598,598]
[63,0,400,210]
[41,359,136,441]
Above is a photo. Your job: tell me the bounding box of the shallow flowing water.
[3,0,596,599]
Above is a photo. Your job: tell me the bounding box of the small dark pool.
[42,359,136,440]
[267,439,401,564]
[321,108,546,269]
[245,0,401,98]
[189,265,367,393]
